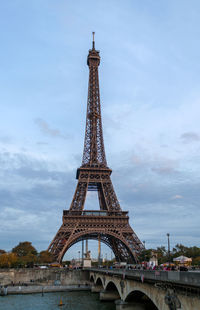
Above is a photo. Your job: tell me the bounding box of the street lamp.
[143,240,146,263]
[167,233,170,265]
[78,250,80,265]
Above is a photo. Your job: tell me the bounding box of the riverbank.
[2,284,91,295]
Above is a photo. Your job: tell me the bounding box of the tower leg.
[86,239,88,254]
[98,234,101,266]
[82,239,84,267]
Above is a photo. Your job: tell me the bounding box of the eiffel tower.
[48,33,144,263]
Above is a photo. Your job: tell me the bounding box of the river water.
[0,291,115,310]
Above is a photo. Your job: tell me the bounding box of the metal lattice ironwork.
[48,34,144,263]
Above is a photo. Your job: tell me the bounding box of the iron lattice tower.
[48,34,144,263]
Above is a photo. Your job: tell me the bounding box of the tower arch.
[54,231,137,262]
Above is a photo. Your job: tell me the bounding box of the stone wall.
[0,268,89,286]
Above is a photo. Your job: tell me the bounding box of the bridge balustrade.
[90,268,200,288]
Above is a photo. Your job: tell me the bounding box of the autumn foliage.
[0,242,54,268]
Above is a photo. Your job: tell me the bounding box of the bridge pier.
[115,300,146,310]
[91,285,103,293]
[100,290,120,301]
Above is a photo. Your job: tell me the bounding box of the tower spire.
[92,31,95,49]
[83,34,107,168]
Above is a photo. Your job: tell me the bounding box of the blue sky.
[0,0,200,259]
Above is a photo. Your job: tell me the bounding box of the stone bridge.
[89,268,200,310]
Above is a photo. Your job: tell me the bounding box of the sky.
[0,0,200,260]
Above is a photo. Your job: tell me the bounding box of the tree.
[185,246,200,259]
[12,242,37,257]
[0,249,6,255]
[172,244,188,256]
[38,251,54,264]
[0,253,18,268]
[156,246,167,264]
[138,249,152,262]
[172,244,200,266]
[12,242,37,267]
[193,256,200,266]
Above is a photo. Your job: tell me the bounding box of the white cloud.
[171,194,183,200]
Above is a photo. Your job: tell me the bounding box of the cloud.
[151,165,176,175]
[35,118,69,139]
[36,141,49,146]
[0,135,12,144]
[0,147,200,253]
[111,155,200,247]
[0,150,77,250]
[129,152,178,175]
[180,132,200,143]
[171,194,183,200]
[0,206,58,251]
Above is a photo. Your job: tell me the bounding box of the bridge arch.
[90,275,94,283]
[125,289,158,310]
[105,280,121,299]
[96,277,103,287]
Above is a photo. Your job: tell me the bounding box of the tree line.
[139,244,200,265]
[0,242,54,268]
[1,242,200,268]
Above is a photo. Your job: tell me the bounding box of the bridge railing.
[89,268,200,287]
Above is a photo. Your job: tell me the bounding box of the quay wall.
[0,268,89,286]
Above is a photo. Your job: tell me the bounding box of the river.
[0,291,115,310]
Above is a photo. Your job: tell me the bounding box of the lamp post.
[78,250,80,266]
[167,233,170,265]
[143,240,146,263]
[98,234,102,268]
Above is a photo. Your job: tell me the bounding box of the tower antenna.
[92,31,95,49]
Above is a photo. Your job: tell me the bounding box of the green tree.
[0,249,6,255]
[12,242,37,267]
[185,246,200,259]
[138,249,152,262]
[156,246,167,264]
[12,242,37,257]
[193,256,200,266]
[172,244,188,256]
